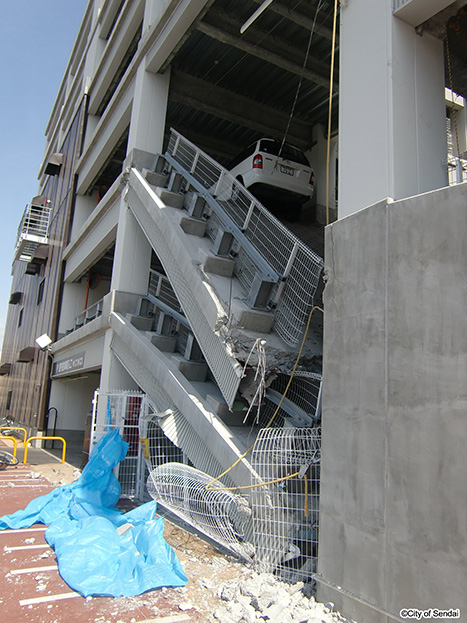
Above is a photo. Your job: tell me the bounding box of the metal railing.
[147,270,202,359]
[165,129,323,346]
[16,202,52,244]
[148,269,182,312]
[14,202,52,262]
[0,426,28,445]
[24,436,67,464]
[70,298,104,333]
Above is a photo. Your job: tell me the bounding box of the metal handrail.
[15,202,52,246]
[148,269,182,313]
[164,152,280,283]
[71,298,104,331]
[165,129,324,346]
[24,436,67,464]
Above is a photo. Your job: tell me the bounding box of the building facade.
[1,0,466,620]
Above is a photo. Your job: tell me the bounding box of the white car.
[229,138,314,220]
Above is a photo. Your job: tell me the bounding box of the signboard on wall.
[53,352,85,376]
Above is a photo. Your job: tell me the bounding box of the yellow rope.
[209,470,300,492]
[326,0,339,226]
[205,305,323,492]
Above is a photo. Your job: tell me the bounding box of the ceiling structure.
[422,1,467,97]
[164,0,339,165]
[162,0,467,166]
[94,0,467,185]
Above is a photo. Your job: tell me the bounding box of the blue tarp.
[0,429,187,597]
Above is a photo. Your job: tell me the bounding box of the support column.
[127,64,170,156]
[338,0,448,219]
[100,330,139,394]
[111,195,152,295]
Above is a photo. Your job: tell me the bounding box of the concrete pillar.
[57,282,87,336]
[127,64,170,156]
[338,0,448,218]
[84,1,105,77]
[99,330,139,394]
[97,330,139,426]
[111,194,152,295]
[309,124,338,224]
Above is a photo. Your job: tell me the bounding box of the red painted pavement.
[0,462,210,623]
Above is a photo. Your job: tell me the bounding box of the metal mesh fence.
[166,129,323,346]
[251,427,321,583]
[90,390,145,498]
[269,372,322,422]
[146,463,254,560]
[90,395,321,581]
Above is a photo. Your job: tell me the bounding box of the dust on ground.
[25,462,346,623]
[28,461,251,619]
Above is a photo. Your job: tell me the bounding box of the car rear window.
[259,139,309,166]
[229,143,257,168]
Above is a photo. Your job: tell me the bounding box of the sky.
[0,0,88,350]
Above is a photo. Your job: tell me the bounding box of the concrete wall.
[318,183,467,622]
[48,373,98,431]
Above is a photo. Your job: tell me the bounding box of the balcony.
[14,201,52,262]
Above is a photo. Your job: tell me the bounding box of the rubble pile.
[212,571,345,623]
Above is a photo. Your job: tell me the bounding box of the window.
[6,390,12,411]
[18,308,23,328]
[37,279,45,305]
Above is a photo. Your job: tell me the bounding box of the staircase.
[88,130,324,489]
[123,130,323,409]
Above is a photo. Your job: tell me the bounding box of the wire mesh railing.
[90,390,144,498]
[251,426,321,583]
[70,298,104,332]
[165,129,323,347]
[90,390,322,581]
[269,372,322,421]
[15,201,52,262]
[148,269,182,312]
[16,202,52,244]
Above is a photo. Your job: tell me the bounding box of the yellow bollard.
[0,426,27,446]
[24,436,67,464]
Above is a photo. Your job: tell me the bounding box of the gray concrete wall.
[318,184,467,623]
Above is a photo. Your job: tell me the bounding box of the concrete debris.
[213,571,348,623]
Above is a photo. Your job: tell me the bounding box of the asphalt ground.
[0,439,211,623]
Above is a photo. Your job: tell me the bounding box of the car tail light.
[309,170,315,186]
[253,154,263,169]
